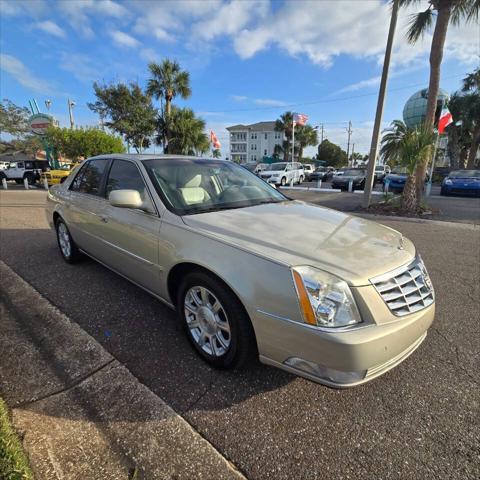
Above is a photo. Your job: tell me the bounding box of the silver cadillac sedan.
[46,155,435,387]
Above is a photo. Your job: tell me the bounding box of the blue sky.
[1,0,478,156]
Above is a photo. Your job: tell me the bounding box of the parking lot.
[1,189,479,479]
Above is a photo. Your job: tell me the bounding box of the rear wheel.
[298,175,304,185]
[55,218,82,263]
[280,176,287,186]
[177,271,257,369]
[24,173,35,185]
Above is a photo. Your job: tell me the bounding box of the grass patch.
[0,398,34,480]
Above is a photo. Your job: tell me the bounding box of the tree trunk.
[460,148,468,168]
[401,175,417,212]
[466,123,480,168]
[414,1,452,202]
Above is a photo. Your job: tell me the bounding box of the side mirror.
[109,189,144,210]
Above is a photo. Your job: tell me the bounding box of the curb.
[0,261,246,480]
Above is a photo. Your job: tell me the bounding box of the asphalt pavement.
[1,189,479,480]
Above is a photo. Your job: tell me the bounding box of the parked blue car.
[383,167,408,193]
[441,170,480,197]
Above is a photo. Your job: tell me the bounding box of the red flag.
[438,107,453,134]
[210,130,221,149]
[293,113,308,126]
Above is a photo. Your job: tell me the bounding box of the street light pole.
[68,99,76,129]
[363,0,399,208]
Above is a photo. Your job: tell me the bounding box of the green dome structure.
[403,88,450,129]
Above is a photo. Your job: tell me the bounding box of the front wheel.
[298,175,304,185]
[177,271,257,369]
[56,218,82,263]
[280,176,287,186]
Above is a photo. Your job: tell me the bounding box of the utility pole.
[320,124,324,143]
[363,0,399,208]
[351,143,355,166]
[68,99,76,129]
[346,121,352,166]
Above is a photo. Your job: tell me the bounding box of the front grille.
[370,257,434,316]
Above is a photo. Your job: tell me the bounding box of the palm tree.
[147,59,192,151]
[381,121,435,211]
[212,148,221,158]
[295,125,318,161]
[275,112,294,161]
[158,107,208,156]
[461,68,480,168]
[399,0,479,199]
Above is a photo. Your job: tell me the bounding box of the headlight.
[445,179,452,185]
[292,266,362,328]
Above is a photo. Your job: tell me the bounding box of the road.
[1,189,479,480]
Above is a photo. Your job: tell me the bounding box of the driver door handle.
[100,216,109,223]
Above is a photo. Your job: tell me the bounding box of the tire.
[298,175,304,185]
[280,176,287,186]
[177,271,257,369]
[55,218,82,263]
[24,173,35,185]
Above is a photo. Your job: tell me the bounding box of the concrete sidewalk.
[0,261,245,480]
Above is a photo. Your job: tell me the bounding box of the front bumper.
[255,295,434,388]
[441,185,480,197]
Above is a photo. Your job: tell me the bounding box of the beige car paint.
[46,155,435,387]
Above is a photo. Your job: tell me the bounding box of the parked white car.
[259,162,304,186]
[302,164,315,181]
[0,160,49,184]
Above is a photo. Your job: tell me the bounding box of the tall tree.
[381,121,435,211]
[147,59,191,151]
[399,0,479,199]
[88,82,157,153]
[0,99,31,138]
[157,107,209,156]
[461,67,480,167]
[275,112,294,161]
[317,139,348,167]
[295,124,318,160]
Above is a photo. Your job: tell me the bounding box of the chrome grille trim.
[370,256,434,317]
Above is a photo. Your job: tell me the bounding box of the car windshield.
[375,166,384,171]
[449,170,480,178]
[143,158,289,215]
[342,169,365,176]
[391,167,408,174]
[315,167,326,172]
[267,163,287,171]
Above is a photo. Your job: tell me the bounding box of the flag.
[293,113,308,126]
[438,107,453,134]
[210,130,221,149]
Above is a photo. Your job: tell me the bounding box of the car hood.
[448,177,480,183]
[182,201,415,286]
[387,174,407,182]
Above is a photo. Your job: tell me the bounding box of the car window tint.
[106,160,154,210]
[71,160,107,195]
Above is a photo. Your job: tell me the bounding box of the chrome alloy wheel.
[57,222,71,258]
[184,286,231,357]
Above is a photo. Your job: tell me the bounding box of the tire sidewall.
[281,176,286,186]
[55,218,78,263]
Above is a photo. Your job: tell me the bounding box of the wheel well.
[53,211,61,225]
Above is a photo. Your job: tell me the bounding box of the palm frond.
[451,0,480,25]
[406,8,434,43]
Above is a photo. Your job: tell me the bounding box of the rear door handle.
[100,216,109,223]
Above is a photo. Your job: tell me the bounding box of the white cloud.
[334,76,382,95]
[1,0,47,16]
[0,53,54,93]
[58,0,128,38]
[109,30,140,48]
[192,0,267,41]
[59,53,100,83]
[254,98,288,107]
[231,95,248,102]
[35,20,66,38]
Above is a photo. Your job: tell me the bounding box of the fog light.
[284,357,366,384]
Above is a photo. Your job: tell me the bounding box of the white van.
[259,162,304,186]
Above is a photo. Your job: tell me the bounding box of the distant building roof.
[227,121,277,132]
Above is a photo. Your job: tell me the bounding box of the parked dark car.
[440,169,480,197]
[310,166,333,182]
[383,167,430,193]
[331,168,367,191]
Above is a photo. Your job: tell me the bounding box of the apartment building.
[226,121,284,164]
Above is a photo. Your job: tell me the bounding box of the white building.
[226,121,284,164]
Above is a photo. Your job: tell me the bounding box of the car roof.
[86,154,228,163]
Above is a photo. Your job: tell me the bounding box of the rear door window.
[70,159,108,196]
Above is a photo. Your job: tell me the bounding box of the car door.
[96,159,162,294]
[6,162,23,179]
[65,159,110,258]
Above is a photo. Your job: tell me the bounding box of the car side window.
[70,160,107,196]
[106,160,154,212]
